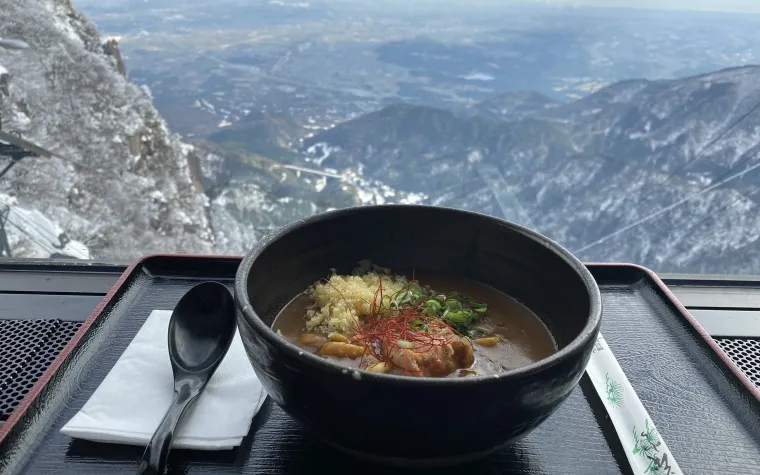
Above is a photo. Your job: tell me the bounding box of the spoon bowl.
[137,281,237,475]
[170,282,237,375]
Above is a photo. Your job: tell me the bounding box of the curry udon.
[272,261,556,378]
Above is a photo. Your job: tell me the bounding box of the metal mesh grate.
[50,321,82,354]
[0,320,57,387]
[715,338,760,389]
[0,320,82,420]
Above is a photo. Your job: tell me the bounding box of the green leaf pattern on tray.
[632,418,675,474]
[605,373,624,408]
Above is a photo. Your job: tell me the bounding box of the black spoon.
[136,281,237,475]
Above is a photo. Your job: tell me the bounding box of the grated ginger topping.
[305,272,408,334]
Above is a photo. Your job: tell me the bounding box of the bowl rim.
[235,204,602,385]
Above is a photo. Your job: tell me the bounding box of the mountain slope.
[195,137,427,254]
[466,91,560,121]
[300,67,760,274]
[0,0,213,259]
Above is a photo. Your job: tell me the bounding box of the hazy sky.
[527,0,760,13]
[71,0,760,14]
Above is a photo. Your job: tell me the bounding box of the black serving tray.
[1,255,759,475]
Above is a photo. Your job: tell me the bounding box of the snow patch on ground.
[0,193,90,258]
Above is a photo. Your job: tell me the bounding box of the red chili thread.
[353,279,471,374]
[317,272,472,374]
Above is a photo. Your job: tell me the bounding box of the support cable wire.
[572,94,760,253]
[575,156,760,254]
[655,98,760,188]
[666,185,760,250]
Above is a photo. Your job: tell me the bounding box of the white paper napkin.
[60,310,267,450]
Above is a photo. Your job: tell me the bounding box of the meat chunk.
[387,323,474,377]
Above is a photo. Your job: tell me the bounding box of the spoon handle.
[137,383,199,475]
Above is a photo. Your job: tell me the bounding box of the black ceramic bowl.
[235,205,602,467]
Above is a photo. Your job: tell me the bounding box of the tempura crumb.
[305,272,408,334]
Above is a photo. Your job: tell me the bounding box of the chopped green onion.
[421,305,438,317]
[444,310,471,323]
[375,278,489,335]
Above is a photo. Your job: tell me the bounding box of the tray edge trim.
[588,261,760,403]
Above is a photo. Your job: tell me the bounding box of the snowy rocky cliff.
[0,0,214,259]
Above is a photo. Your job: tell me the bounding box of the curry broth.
[272,271,557,377]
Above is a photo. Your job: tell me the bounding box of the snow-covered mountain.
[0,0,213,260]
[195,138,425,255]
[3,0,760,276]
[299,67,760,274]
